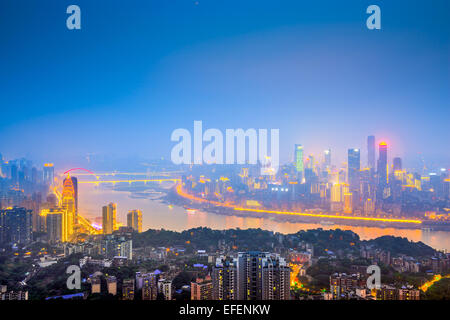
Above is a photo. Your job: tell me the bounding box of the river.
[78,183,450,252]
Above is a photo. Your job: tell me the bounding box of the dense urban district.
[1,226,449,301]
[1,133,450,301]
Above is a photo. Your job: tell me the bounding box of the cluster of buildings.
[0,285,28,301]
[192,252,291,300]
[181,136,450,223]
[0,152,145,248]
[360,244,450,274]
[326,273,421,300]
[89,271,172,300]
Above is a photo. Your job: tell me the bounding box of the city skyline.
[0,0,449,304]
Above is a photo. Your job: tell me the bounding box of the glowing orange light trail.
[420,274,450,292]
[79,178,180,184]
[176,185,422,224]
[233,208,422,224]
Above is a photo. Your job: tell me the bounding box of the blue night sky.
[0,0,448,169]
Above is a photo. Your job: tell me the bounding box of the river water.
[78,184,450,252]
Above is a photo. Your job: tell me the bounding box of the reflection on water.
[79,184,450,251]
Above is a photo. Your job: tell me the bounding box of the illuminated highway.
[175,184,423,225]
[77,214,102,235]
[420,274,450,292]
[78,178,180,185]
[74,171,182,177]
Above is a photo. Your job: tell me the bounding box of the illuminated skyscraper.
[323,149,331,169]
[102,203,117,234]
[343,193,353,214]
[261,255,291,300]
[63,176,78,218]
[62,175,76,242]
[377,142,388,186]
[45,209,64,243]
[212,256,237,300]
[367,136,375,169]
[43,163,54,185]
[127,209,142,233]
[348,149,360,191]
[294,144,304,180]
[237,251,266,300]
[331,183,342,203]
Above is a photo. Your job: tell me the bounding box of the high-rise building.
[367,135,375,169]
[212,256,237,300]
[237,251,266,300]
[191,276,213,300]
[294,144,304,180]
[330,273,365,299]
[158,279,172,300]
[323,149,331,169]
[377,142,388,186]
[364,198,375,214]
[101,234,132,259]
[127,209,142,233]
[348,148,361,191]
[63,176,78,217]
[107,276,117,296]
[43,163,54,186]
[343,193,353,214]
[393,157,402,172]
[102,203,117,234]
[142,273,158,300]
[62,176,76,241]
[45,208,64,243]
[91,277,101,294]
[0,207,32,244]
[122,279,135,300]
[261,255,290,300]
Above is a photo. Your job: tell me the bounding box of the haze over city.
[0,0,448,169]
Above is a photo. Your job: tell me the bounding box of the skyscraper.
[261,255,290,300]
[343,193,353,214]
[294,144,304,180]
[142,274,158,300]
[237,251,265,300]
[212,256,237,300]
[0,207,32,244]
[122,279,135,300]
[377,142,388,186]
[323,149,331,169]
[62,175,76,241]
[45,209,64,243]
[158,279,172,300]
[191,276,213,300]
[43,163,54,186]
[348,148,361,191]
[393,157,402,172]
[102,203,117,234]
[367,136,375,169]
[63,176,78,218]
[101,234,132,259]
[127,209,142,233]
